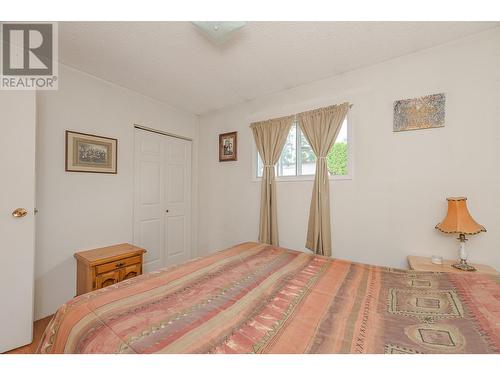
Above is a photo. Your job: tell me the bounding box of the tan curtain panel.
[298,103,350,256]
[250,116,294,245]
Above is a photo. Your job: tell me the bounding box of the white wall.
[35,64,199,319]
[198,28,500,271]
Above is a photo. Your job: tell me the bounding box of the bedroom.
[1,0,499,373]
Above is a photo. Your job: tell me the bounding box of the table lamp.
[435,197,486,271]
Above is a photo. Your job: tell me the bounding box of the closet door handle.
[166,209,169,213]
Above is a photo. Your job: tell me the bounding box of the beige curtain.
[250,115,294,245]
[298,103,350,256]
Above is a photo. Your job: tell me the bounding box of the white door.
[134,128,192,273]
[133,129,165,271]
[164,136,192,266]
[0,91,36,353]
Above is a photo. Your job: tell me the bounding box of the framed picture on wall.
[393,93,446,132]
[219,131,237,162]
[65,130,118,174]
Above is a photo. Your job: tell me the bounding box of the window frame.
[252,113,353,182]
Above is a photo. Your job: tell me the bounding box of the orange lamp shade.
[435,197,486,235]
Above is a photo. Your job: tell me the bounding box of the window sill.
[252,174,352,183]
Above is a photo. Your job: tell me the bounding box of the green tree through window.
[327,142,348,175]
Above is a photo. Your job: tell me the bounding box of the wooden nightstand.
[407,255,498,276]
[74,243,146,296]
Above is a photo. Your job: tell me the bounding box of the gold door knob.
[12,208,28,218]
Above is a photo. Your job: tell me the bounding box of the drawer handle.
[115,262,125,268]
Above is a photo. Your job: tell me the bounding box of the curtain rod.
[252,102,353,126]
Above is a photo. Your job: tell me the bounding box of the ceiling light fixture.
[192,21,246,45]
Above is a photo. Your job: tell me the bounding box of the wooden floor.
[5,315,53,354]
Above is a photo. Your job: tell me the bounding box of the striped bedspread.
[38,242,500,354]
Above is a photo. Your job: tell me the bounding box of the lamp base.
[452,259,477,272]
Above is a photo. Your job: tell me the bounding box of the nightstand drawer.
[95,255,142,275]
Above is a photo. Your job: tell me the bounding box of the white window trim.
[251,113,354,182]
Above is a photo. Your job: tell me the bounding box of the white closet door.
[0,91,36,352]
[164,137,192,266]
[134,128,192,272]
[134,129,165,272]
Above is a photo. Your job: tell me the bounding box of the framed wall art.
[65,130,117,174]
[219,131,237,162]
[393,93,445,132]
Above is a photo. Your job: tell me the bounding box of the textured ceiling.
[58,22,499,115]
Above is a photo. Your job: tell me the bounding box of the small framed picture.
[219,131,237,162]
[65,130,117,174]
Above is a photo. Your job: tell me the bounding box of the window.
[256,118,350,179]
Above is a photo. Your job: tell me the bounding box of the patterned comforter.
[37,242,500,354]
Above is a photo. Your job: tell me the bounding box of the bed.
[37,242,500,354]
